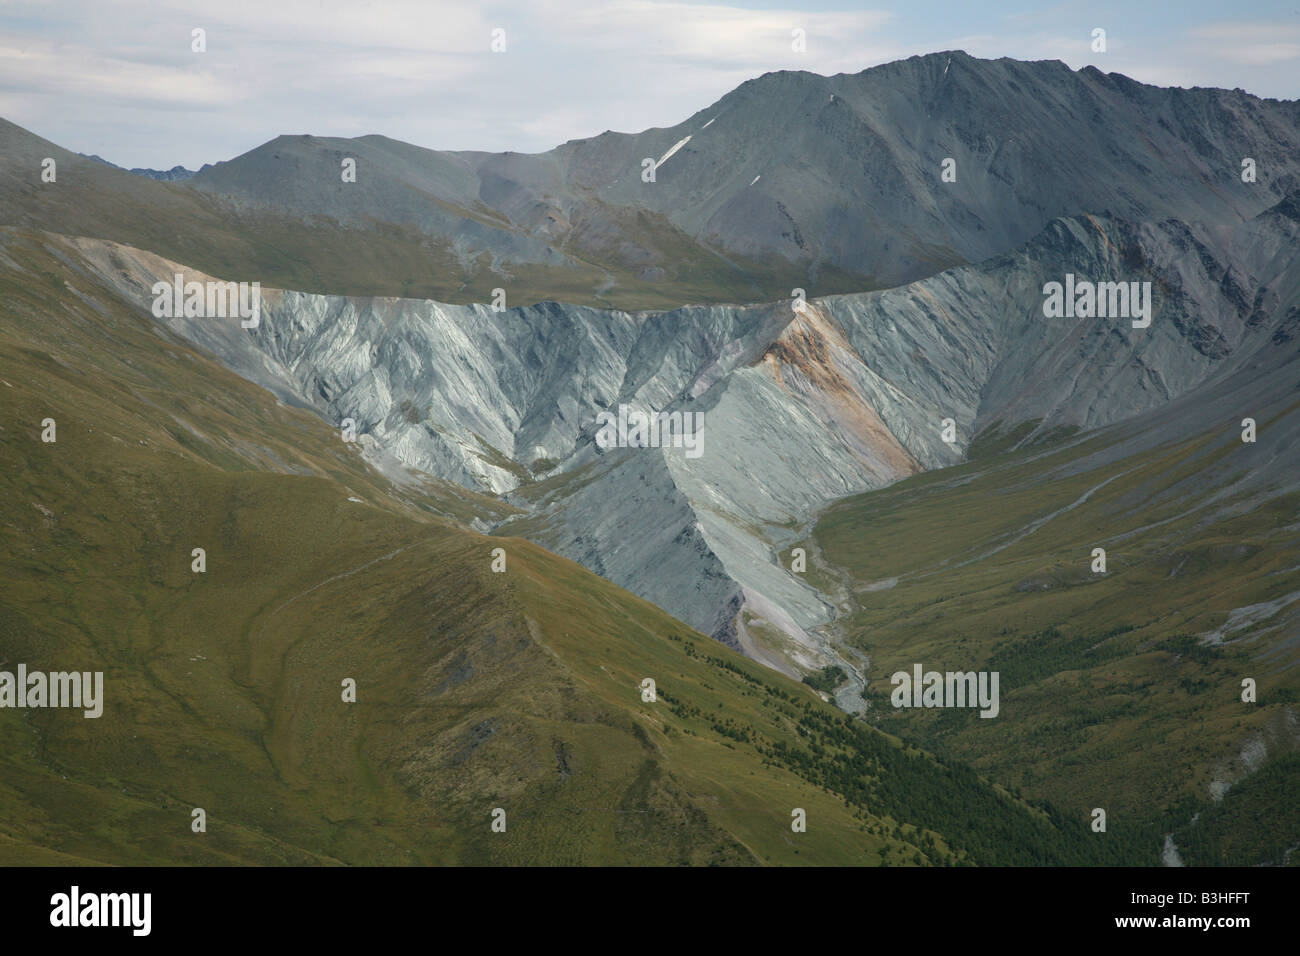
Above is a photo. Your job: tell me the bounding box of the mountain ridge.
[6,52,1299,310]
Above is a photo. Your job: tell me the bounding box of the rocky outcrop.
[65,192,1300,673]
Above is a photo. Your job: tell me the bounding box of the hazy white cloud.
[540,0,893,63]
[0,43,235,106]
[1188,22,1300,65]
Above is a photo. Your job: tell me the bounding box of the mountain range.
[1,51,1297,865]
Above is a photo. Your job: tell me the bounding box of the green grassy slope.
[0,229,1141,865]
[808,423,1300,864]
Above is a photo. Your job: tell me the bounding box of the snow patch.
[654,135,692,170]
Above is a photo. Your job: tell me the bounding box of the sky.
[1,0,1297,169]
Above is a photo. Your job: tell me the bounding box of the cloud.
[0,42,235,106]
[535,0,894,64]
[1188,21,1300,64]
